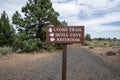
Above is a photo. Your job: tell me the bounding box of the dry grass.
[0,52,55,70]
[82,46,120,70]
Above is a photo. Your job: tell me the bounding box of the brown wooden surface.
[46,26,84,44]
[62,44,67,80]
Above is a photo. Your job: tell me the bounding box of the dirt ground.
[82,46,120,70]
[0,52,57,70]
[0,51,61,80]
[0,46,120,70]
[0,46,120,80]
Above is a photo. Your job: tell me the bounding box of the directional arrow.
[50,33,54,37]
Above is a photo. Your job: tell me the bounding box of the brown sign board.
[46,26,84,44]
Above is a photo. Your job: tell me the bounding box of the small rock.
[106,51,116,56]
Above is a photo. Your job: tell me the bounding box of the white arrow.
[50,33,54,37]
[50,38,55,42]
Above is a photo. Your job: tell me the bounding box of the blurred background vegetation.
[84,33,120,49]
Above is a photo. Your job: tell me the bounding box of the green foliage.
[85,39,120,48]
[98,37,105,40]
[12,11,24,26]
[13,34,23,51]
[41,42,54,51]
[0,11,14,46]
[11,0,64,52]
[13,32,58,52]
[0,35,5,46]
[13,32,34,51]
[0,1,65,53]
[0,46,13,55]
[60,20,68,26]
[12,0,61,42]
[113,37,117,41]
[89,45,94,49]
[107,37,111,40]
[22,38,42,52]
[85,34,91,41]
[54,44,63,50]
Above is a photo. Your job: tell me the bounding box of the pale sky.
[0,0,120,39]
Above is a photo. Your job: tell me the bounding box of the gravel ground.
[0,45,120,80]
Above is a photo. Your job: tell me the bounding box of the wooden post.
[62,44,67,80]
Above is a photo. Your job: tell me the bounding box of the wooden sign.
[46,26,85,80]
[46,26,84,44]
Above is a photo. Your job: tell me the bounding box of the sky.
[0,0,120,39]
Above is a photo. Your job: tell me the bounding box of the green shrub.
[22,38,42,52]
[13,33,29,51]
[41,42,56,51]
[55,44,63,50]
[39,43,63,52]
[16,48,22,53]
[89,45,94,49]
[106,51,116,56]
[0,46,13,55]
[83,41,88,46]
[13,33,63,53]
[13,36,22,51]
